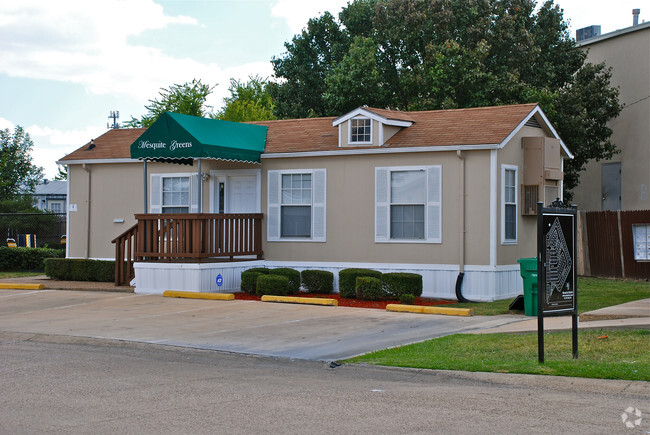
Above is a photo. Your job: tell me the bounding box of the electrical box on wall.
[522,137,563,215]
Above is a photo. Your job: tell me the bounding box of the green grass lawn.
[447,277,650,316]
[0,271,44,279]
[348,329,650,381]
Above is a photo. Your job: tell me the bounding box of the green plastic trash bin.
[517,257,538,316]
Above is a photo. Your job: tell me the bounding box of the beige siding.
[496,126,554,265]
[572,26,650,211]
[67,160,259,259]
[261,150,492,266]
[67,163,143,259]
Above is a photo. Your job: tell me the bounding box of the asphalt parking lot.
[0,289,520,360]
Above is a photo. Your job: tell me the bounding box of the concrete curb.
[0,283,45,290]
[163,291,235,301]
[386,304,473,316]
[261,295,338,306]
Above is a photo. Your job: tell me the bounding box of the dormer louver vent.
[525,117,541,128]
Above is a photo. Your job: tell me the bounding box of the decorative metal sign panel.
[540,211,576,314]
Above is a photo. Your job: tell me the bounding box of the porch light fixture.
[201,172,209,181]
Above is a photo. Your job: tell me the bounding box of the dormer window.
[350,118,372,144]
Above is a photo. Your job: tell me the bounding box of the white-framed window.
[267,169,326,242]
[150,173,198,214]
[633,224,650,261]
[375,166,441,243]
[48,201,64,214]
[501,165,518,244]
[349,118,372,144]
[162,176,190,213]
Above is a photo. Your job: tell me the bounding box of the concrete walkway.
[471,297,650,334]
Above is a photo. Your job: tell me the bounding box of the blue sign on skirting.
[216,274,223,287]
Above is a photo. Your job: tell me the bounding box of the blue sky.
[0,0,645,178]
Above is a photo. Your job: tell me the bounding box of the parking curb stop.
[163,291,235,301]
[261,295,338,306]
[386,304,473,316]
[0,283,45,290]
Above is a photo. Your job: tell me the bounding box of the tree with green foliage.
[213,76,276,122]
[54,165,67,181]
[124,79,215,128]
[0,126,43,201]
[271,0,621,198]
[270,11,352,119]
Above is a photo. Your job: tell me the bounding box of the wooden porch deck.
[112,213,263,286]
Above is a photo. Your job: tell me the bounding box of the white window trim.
[375,165,442,244]
[501,164,518,244]
[348,117,373,145]
[267,168,326,243]
[150,172,198,214]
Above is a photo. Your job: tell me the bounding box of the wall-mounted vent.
[522,184,539,215]
[524,117,541,128]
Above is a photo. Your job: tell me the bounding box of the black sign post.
[537,201,578,363]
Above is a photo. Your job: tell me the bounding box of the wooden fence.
[578,210,650,279]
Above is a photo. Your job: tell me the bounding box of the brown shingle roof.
[59,128,146,161]
[59,104,538,161]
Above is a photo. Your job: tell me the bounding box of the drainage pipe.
[82,163,91,259]
[455,150,472,303]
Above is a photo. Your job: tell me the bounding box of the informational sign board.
[540,212,576,314]
[537,202,578,362]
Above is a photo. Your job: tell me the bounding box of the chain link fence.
[0,213,66,249]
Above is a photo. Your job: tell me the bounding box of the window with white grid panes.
[350,118,371,143]
[162,176,190,213]
[281,173,312,237]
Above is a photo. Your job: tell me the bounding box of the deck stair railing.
[112,213,263,286]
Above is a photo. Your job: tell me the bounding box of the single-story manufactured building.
[58,103,572,301]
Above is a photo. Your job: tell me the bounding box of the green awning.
[130,112,267,163]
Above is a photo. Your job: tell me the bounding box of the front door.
[212,171,260,214]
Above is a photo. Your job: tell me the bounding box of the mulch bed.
[234,291,457,310]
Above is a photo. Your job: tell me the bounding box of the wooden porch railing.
[112,213,264,286]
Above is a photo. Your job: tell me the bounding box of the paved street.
[0,289,520,360]
[1,332,648,434]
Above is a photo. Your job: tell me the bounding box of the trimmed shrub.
[355,276,384,300]
[240,268,270,293]
[339,268,382,298]
[399,293,417,305]
[256,274,290,296]
[44,258,114,282]
[301,270,334,294]
[382,272,423,298]
[241,271,263,293]
[0,246,64,271]
[269,268,300,294]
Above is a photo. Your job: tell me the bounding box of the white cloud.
[0,117,14,131]
[271,0,349,33]
[25,124,107,178]
[0,0,202,101]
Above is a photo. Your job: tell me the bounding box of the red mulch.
[234,291,456,310]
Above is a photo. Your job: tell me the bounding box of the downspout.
[197,159,202,213]
[82,163,91,259]
[143,160,148,213]
[455,150,472,303]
